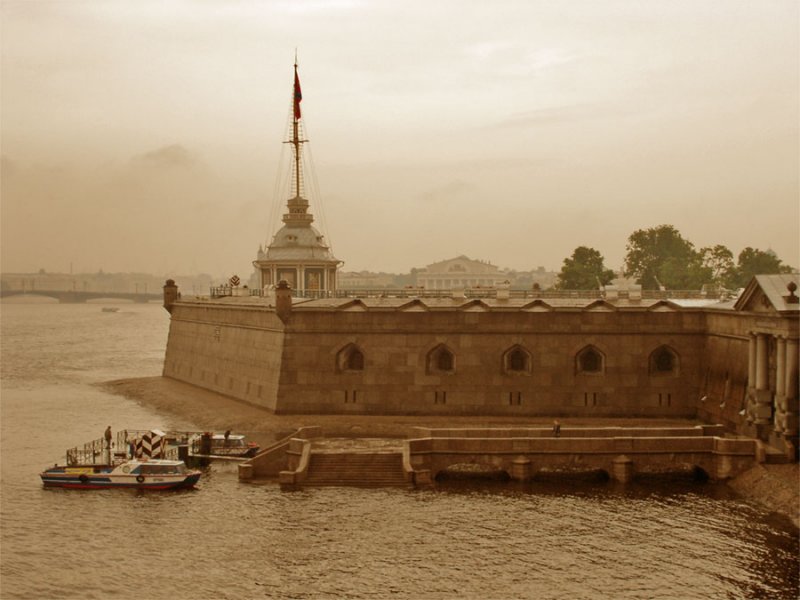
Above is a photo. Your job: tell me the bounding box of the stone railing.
[238,426,321,480]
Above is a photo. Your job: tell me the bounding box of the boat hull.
[40,463,201,490]
[42,475,200,490]
[40,473,200,490]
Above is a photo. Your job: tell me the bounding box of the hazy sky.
[2,0,798,278]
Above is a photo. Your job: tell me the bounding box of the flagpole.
[293,61,300,199]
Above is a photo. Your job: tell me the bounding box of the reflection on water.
[1,304,798,599]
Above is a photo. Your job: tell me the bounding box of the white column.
[786,339,799,401]
[774,337,787,432]
[776,337,787,397]
[783,339,799,438]
[748,333,757,388]
[756,334,769,391]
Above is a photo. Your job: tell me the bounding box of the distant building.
[416,256,506,290]
[339,271,397,289]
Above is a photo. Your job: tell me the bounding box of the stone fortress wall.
[161,276,799,453]
[271,308,705,417]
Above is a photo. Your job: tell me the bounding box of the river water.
[1,302,797,599]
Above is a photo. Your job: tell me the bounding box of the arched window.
[509,350,526,371]
[576,346,604,374]
[437,350,453,371]
[503,345,532,375]
[347,349,364,371]
[427,344,455,374]
[336,344,365,372]
[649,345,678,375]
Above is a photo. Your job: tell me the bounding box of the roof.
[734,274,800,314]
[259,224,340,263]
[284,296,707,312]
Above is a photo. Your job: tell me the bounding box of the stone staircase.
[304,451,408,487]
[764,445,791,464]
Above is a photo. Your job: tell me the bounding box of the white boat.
[40,458,201,490]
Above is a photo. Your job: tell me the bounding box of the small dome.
[264,224,338,261]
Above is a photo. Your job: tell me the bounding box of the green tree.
[733,247,792,287]
[556,246,615,290]
[700,245,736,288]
[623,224,710,290]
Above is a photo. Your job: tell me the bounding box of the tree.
[700,245,736,288]
[623,224,709,290]
[733,247,793,288]
[556,246,615,290]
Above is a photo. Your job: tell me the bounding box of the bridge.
[239,425,763,487]
[0,288,162,303]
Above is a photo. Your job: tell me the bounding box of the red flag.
[293,67,302,120]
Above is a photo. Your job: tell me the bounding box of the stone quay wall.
[405,435,758,483]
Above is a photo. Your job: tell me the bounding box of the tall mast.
[292,58,303,199]
[282,57,313,226]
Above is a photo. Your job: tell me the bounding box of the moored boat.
[191,432,260,458]
[40,458,201,490]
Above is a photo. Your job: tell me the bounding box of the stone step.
[764,447,790,464]
[305,452,406,486]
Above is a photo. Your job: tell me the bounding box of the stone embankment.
[728,463,799,528]
[102,376,798,528]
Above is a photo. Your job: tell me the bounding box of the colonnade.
[746,332,799,437]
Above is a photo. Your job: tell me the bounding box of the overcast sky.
[2,0,798,278]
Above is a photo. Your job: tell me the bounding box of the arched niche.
[649,345,679,376]
[576,345,605,375]
[503,344,532,375]
[427,344,456,374]
[336,343,365,372]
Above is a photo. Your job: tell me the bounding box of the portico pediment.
[734,274,800,315]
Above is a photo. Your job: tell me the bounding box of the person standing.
[104,426,113,448]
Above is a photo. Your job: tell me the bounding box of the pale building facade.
[416,256,506,290]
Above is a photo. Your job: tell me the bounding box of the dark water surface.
[1,303,798,599]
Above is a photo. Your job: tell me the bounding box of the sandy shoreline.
[101,376,799,527]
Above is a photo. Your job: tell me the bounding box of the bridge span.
[0,289,161,303]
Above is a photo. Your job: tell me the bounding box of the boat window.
[213,438,246,447]
[140,464,185,475]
